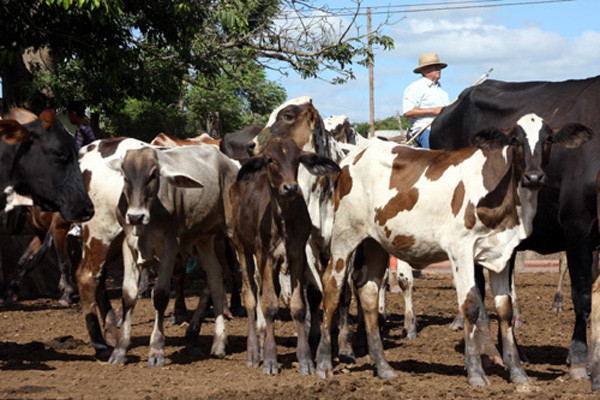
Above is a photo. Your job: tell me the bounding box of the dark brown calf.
[229,137,340,375]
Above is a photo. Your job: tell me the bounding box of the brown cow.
[229,137,340,375]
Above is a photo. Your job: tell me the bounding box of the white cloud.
[273,9,600,123]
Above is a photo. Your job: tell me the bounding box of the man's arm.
[403,106,444,119]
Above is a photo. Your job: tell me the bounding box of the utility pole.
[368,7,375,138]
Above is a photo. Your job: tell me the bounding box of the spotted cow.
[315,114,592,385]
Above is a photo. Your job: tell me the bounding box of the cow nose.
[247,142,256,156]
[523,173,546,188]
[282,183,299,196]
[127,213,145,225]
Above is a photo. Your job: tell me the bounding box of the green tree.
[1,0,394,136]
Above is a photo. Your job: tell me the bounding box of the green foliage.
[186,62,286,133]
[105,98,189,142]
[352,115,409,137]
[1,0,395,138]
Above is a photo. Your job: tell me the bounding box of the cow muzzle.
[126,209,150,226]
[280,183,299,197]
[522,172,546,189]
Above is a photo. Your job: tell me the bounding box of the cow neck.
[475,146,521,230]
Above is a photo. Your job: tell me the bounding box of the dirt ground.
[1,267,597,400]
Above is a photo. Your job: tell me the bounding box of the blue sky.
[267,0,600,124]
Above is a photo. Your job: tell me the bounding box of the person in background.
[67,101,96,149]
[402,53,450,148]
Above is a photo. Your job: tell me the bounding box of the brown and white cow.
[150,132,221,148]
[106,144,238,366]
[77,137,151,357]
[229,137,340,375]
[315,114,591,385]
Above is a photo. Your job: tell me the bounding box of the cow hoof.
[378,368,398,379]
[148,352,166,367]
[511,372,530,384]
[513,318,523,329]
[338,352,356,365]
[184,345,204,358]
[299,360,315,376]
[449,314,464,331]
[107,349,127,365]
[262,362,279,375]
[58,296,72,307]
[467,375,490,386]
[94,345,114,361]
[316,368,334,379]
[570,365,590,380]
[211,347,226,359]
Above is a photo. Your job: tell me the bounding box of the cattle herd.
[1,75,600,392]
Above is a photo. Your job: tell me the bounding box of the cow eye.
[54,151,69,163]
[147,171,158,183]
[283,113,294,121]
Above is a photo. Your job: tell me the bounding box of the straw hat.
[413,53,447,74]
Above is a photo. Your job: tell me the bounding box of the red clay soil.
[0,268,597,399]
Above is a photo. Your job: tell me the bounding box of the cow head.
[238,137,340,201]
[0,108,94,222]
[116,147,203,229]
[253,97,329,157]
[471,113,592,188]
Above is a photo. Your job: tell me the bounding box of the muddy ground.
[1,267,597,399]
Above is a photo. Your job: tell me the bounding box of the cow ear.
[553,123,593,149]
[164,174,204,188]
[471,129,511,150]
[105,156,124,172]
[0,120,30,144]
[236,157,266,181]
[10,108,37,125]
[299,153,341,176]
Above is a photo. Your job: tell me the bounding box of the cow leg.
[356,239,396,378]
[396,260,418,339]
[194,239,228,358]
[590,275,600,390]
[171,258,188,325]
[489,268,529,384]
[148,249,177,367]
[289,259,314,375]
[510,253,524,328]
[53,224,76,307]
[316,224,364,379]
[452,255,488,386]
[7,235,45,302]
[304,244,323,357]
[108,243,140,365]
[565,244,593,380]
[553,252,568,313]
[76,245,113,359]
[337,279,356,363]
[473,264,503,367]
[259,255,279,375]
[240,250,260,367]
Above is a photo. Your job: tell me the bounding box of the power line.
[273,0,573,20]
